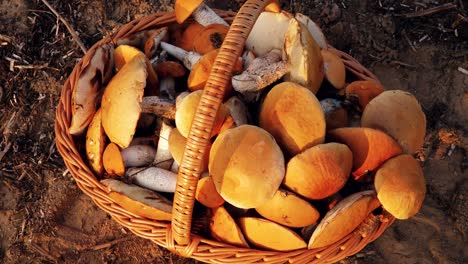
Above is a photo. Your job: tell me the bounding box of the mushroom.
[241,50,256,69]
[210,206,249,248]
[224,96,249,126]
[374,154,426,219]
[102,142,156,177]
[283,17,324,94]
[193,24,229,54]
[255,189,320,228]
[328,127,402,180]
[85,108,106,176]
[101,179,172,221]
[175,22,205,51]
[160,43,242,93]
[345,80,384,110]
[114,45,159,94]
[295,13,328,49]
[101,54,147,149]
[144,27,168,58]
[259,82,326,156]
[320,98,349,130]
[168,128,211,172]
[245,11,292,56]
[321,49,346,89]
[69,43,114,135]
[174,0,228,26]
[126,166,177,193]
[232,49,289,97]
[238,217,307,251]
[195,176,224,208]
[153,121,174,170]
[209,125,285,209]
[140,96,176,120]
[308,190,381,249]
[175,90,229,138]
[361,90,426,153]
[116,28,163,51]
[284,143,352,200]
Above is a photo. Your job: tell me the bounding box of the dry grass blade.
[403,3,457,18]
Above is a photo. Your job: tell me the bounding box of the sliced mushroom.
[308,190,381,249]
[114,45,159,94]
[70,43,114,135]
[246,11,292,56]
[283,17,324,94]
[85,108,106,176]
[259,82,326,156]
[209,125,285,209]
[328,127,402,180]
[195,176,225,208]
[295,13,328,49]
[101,54,147,149]
[126,166,177,193]
[255,189,320,228]
[239,217,307,251]
[101,179,172,221]
[210,207,249,248]
[174,0,228,26]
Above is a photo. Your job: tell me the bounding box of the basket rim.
[54,8,395,264]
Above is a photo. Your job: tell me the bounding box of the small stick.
[29,243,58,263]
[90,237,131,251]
[403,3,457,18]
[13,63,49,70]
[40,0,87,53]
[458,67,468,75]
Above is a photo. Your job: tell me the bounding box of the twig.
[390,60,417,68]
[0,142,12,163]
[458,67,468,75]
[90,237,132,250]
[29,243,58,263]
[39,0,87,54]
[13,63,49,70]
[403,3,457,18]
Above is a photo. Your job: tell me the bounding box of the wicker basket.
[55,0,395,262]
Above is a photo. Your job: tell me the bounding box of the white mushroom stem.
[232,49,289,95]
[153,121,173,170]
[126,167,177,193]
[160,77,176,101]
[193,3,229,27]
[160,42,201,70]
[225,96,249,126]
[141,96,175,119]
[242,50,256,69]
[150,50,168,67]
[121,145,157,167]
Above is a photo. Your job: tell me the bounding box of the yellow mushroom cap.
[101,54,147,149]
[175,0,204,24]
[259,82,326,156]
[374,154,426,219]
[195,176,225,208]
[210,206,249,248]
[361,90,426,153]
[209,125,285,209]
[102,142,125,177]
[85,108,106,176]
[321,49,346,89]
[168,128,211,172]
[284,143,352,200]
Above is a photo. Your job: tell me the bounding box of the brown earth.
[0,0,467,263]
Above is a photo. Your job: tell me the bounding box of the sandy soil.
[0,0,467,263]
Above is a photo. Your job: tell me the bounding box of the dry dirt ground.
[1,0,467,263]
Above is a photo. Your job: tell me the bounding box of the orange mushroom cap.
[193,24,229,55]
[175,0,204,24]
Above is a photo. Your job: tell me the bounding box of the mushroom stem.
[126,167,177,193]
[225,96,249,126]
[153,121,173,169]
[159,77,176,101]
[141,96,175,120]
[160,42,201,69]
[232,49,289,95]
[170,160,179,173]
[120,144,157,167]
[193,3,229,27]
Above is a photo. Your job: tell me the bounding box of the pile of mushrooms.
[70,0,427,252]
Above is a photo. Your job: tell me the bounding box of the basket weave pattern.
[55,1,395,262]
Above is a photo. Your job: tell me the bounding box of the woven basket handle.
[171,0,278,246]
